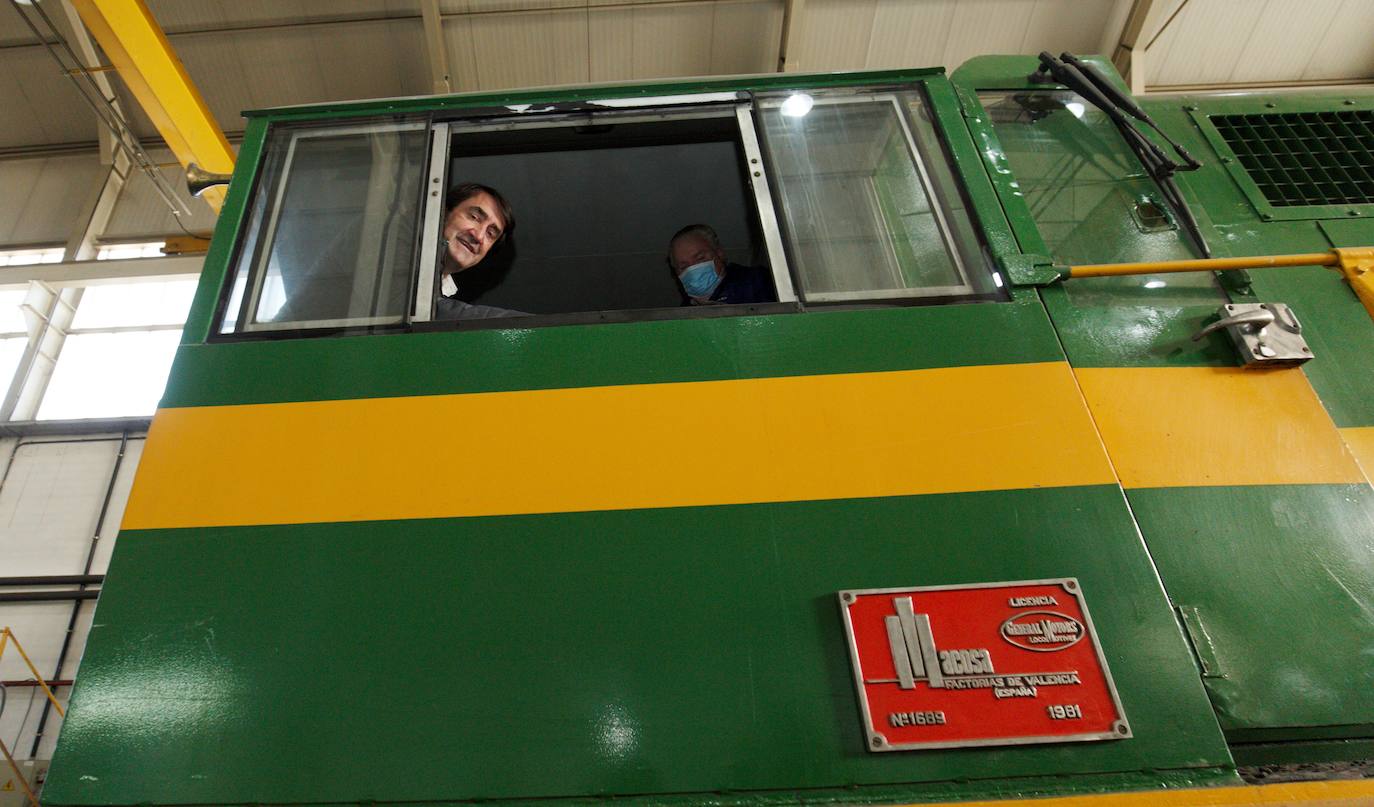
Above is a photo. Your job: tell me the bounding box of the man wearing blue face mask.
[667,224,776,306]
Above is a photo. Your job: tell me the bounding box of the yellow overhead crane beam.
[70,0,233,212]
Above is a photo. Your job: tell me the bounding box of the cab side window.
[220,120,428,333]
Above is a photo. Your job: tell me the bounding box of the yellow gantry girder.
[1068,248,1374,322]
[71,0,234,212]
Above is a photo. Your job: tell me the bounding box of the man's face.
[442,191,507,273]
[669,233,725,280]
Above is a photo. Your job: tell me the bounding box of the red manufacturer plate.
[839,579,1129,751]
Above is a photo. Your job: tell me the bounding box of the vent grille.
[1210,111,1374,207]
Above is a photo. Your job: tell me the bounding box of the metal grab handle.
[1192,308,1274,342]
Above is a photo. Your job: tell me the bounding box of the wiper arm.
[1030,51,1211,257]
[1058,52,1201,170]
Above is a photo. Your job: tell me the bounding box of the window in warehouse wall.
[96,241,165,261]
[0,247,64,266]
[36,279,196,420]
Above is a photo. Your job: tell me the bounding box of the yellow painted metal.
[1332,247,1374,320]
[121,362,1117,530]
[0,628,66,718]
[0,629,68,803]
[1073,367,1367,489]
[1068,249,1374,321]
[1340,426,1374,485]
[161,235,211,255]
[912,778,1374,806]
[1068,253,1336,277]
[69,0,233,212]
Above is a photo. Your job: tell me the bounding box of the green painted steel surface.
[1144,97,1374,427]
[164,297,1056,407]
[240,68,944,120]
[46,488,1234,805]
[61,63,1374,804]
[953,56,1374,751]
[1125,484,1374,737]
[183,116,268,346]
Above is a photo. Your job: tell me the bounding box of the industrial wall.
[0,432,143,761]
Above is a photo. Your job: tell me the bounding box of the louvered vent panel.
[1210,111,1374,207]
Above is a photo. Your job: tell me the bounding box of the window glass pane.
[220,120,429,332]
[979,90,1222,304]
[0,248,63,266]
[96,242,165,260]
[0,290,28,334]
[72,279,197,329]
[36,330,181,420]
[758,92,999,302]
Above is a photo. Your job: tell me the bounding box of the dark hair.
[445,182,516,246]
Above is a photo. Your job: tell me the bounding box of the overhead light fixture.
[1065,102,1086,119]
[1144,280,1167,289]
[780,93,814,118]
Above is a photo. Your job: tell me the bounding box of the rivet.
[1302,346,1311,353]
[750,158,759,164]
[1344,99,1356,106]
[754,171,761,177]
[1264,102,1276,109]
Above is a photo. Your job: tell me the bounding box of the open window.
[213,84,1005,339]
[415,100,792,322]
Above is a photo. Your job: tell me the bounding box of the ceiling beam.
[1112,0,1155,95]
[419,0,451,94]
[777,0,805,72]
[0,255,202,291]
[68,0,234,212]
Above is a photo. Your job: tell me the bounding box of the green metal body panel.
[163,299,1057,408]
[49,489,1234,805]
[953,56,1374,755]
[1126,484,1374,735]
[45,62,1374,804]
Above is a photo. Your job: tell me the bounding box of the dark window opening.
[441,113,775,317]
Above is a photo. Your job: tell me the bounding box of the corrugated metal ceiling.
[1,0,1372,157]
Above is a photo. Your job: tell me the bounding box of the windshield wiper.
[1030,51,1211,258]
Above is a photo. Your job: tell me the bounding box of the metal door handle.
[1192,308,1274,342]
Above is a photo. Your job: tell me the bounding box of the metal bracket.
[1192,302,1312,367]
[998,254,1064,286]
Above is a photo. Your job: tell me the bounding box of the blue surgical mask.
[679,260,721,298]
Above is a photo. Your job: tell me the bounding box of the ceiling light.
[1066,102,1086,119]
[1144,280,1167,289]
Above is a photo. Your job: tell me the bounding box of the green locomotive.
[42,54,1374,806]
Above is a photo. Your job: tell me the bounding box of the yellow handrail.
[1068,252,1336,277]
[1067,248,1374,321]
[0,629,64,718]
[0,626,69,807]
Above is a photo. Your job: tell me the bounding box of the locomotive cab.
[41,59,1374,807]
